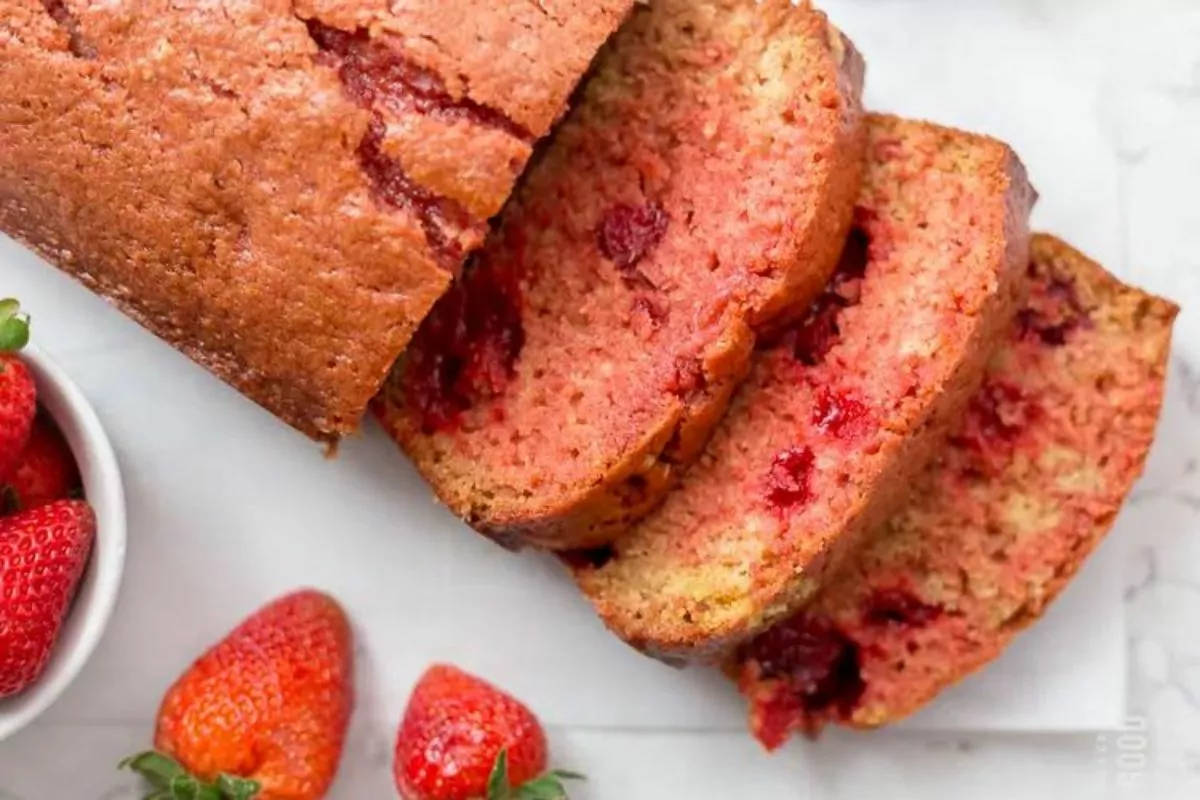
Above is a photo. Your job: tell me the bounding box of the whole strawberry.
[0,499,96,698]
[2,415,79,512]
[123,590,354,800]
[0,299,36,479]
[394,664,582,800]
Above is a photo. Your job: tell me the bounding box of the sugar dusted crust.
[735,236,1177,745]
[0,0,633,439]
[573,115,1035,660]
[376,0,868,549]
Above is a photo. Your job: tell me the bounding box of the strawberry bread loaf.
[375,0,867,549]
[571,115,1036,660]
[735,236,1177,745]
[0,0,633,439]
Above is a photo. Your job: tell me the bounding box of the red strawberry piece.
[123,590,354,800]
[0,499,96,698]
[394,664,583,800]
[0,299,36,479]
[3,416,80,512]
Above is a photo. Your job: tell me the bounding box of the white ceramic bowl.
[0,344,126,741]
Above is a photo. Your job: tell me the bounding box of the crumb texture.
[736,235,1178,743]
[376,0,867,548]
[0,0,632,438]
[573,115,1035,660]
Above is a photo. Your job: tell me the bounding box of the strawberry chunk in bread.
[375,0,867,549]
[571,115,1035,660]
[735,235,1177,744]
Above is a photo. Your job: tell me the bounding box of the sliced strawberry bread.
[374,0,867,549]
[571,115,1036,660]
[1,0,634,439]
[734,235,1177,745]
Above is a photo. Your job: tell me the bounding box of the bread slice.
[734,235,1177,745]
[0,1,633,439]
[375,0,868,549]
[571,115,1036,660]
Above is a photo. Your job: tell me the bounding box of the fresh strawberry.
[0,499,96,698]
[123,590,354,800]
[0,298,36,479]
[2,415,79,512]
[394,664,583,800]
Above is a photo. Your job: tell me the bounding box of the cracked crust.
[0,0,632,438]
[375,0,868,550]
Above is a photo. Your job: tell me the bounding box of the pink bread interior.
[374,0,867,550]
[735,234,1178,746]
[570,115,1034,660]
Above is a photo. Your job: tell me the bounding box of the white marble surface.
[1,0,1199,797]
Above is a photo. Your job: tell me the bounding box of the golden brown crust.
[378,0,868,549]
[0,0,632,438]
[300,0,633,137]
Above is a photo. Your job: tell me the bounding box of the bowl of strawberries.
[0,299,126,741]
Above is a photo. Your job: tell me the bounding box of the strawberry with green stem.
[123,590,354,800]
[485,749,584,800]
[394,664,583,800]
[119,752,261,800]
[0,298,36,479]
